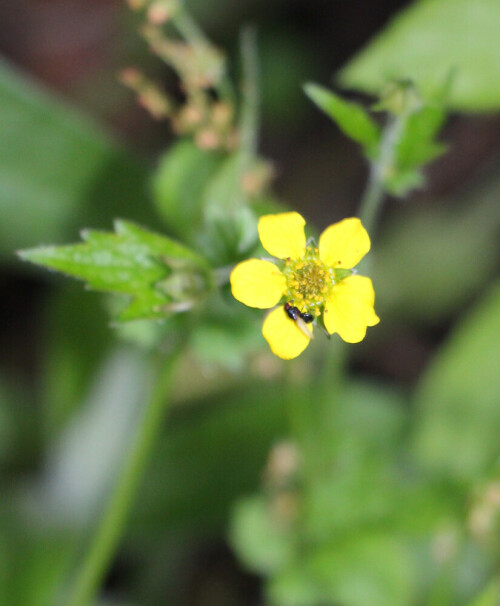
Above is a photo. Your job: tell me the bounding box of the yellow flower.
[230,212,380,360]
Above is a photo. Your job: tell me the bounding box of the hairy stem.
[358,114,402,236]
[358,163,385,238]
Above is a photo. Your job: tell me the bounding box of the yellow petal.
[258,212,306,259]
[230,259,286,309]
[262,307,312,359]
[318,217,370,268]
[323,275,379,343]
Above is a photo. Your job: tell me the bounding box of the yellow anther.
[283,244,333,316]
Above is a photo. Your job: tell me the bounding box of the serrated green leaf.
[412,281,500,481]
[152,140,223,240]
[114,219,205,265]
[19,221,209,322]
[339,0,500,112]
[21,231,169,293]
[304,83,380,155]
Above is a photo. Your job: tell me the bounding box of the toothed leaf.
[19,221,209,322]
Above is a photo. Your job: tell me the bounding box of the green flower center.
[282,246,335,316]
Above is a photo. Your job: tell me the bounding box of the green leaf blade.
[19,221,210,322]
[395,105,447,170]
[339,0,500,112]
[412,281,500,481]
[19,236,168,294]
[113,219,208,266]
[383,101,447,197]
[116,290,172,322]
[304,82,380,155]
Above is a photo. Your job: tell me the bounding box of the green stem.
[358,163,385,237]
[239,27,260,162]
[62,354,178,606]
[358,114,402,237]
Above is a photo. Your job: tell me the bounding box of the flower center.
[283,246,335,316]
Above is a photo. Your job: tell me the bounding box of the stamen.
[283,244,334,314]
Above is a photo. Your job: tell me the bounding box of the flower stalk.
[358,113,404,236]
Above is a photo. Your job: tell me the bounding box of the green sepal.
[334,268,355,281]
[304,82,381,157]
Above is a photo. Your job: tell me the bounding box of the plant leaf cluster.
[305,81,447,197]
[3,0,500,604]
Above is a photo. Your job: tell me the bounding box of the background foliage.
[1,0,500,605]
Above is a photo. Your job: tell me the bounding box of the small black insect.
[284,301,301,321]
[284,302,313,323]
[284,302,314,339]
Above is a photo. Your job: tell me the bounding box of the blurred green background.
[1,1,500,605]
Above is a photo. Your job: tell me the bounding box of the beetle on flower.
[230,212,379,359]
